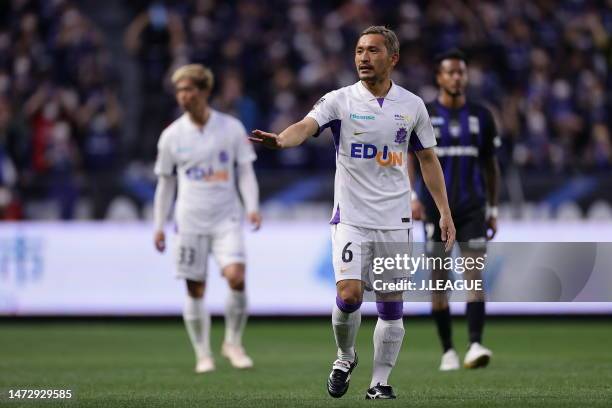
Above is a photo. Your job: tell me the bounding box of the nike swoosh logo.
[353,131,368,135]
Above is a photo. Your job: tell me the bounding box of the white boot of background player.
[439,349,460,371]
[464,343,492,369]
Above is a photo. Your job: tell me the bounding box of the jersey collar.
[182,109,216,134]
[357,80,399,102]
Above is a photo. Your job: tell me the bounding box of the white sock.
[224,289,247,346]
[183,296,211,359]
[332,304,361,362]
[370,318,405,387]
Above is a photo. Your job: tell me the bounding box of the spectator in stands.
[125,0,186,161]
[0,0,610,220]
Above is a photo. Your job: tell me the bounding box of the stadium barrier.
[1,221,611,316]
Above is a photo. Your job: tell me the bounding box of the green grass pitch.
[1,318,611,407]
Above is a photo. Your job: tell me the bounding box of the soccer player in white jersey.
[250,26,456,400]
[153,64,261,373]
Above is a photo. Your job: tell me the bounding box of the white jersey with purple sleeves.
[307,81,436,230]
[154,109,256,234]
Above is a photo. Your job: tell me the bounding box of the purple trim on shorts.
[376,301,403,320]
[336,296,362,313]
[330,206,340,225]
[377,97,384,107]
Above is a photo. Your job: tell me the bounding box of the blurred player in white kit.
[153,64,261,373]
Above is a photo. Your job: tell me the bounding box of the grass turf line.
[0,319,611,407]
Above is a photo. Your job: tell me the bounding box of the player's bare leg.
[328,279,362,398]
[184,280,214,373]
[366,291,403,399]
[221,263,253,368]
[461,247,492,369]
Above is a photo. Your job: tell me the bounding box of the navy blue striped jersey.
[414,100,499,218]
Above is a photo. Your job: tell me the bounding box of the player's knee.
[224,264,245,291]
[432,292,449,311]
[338,292,361,306]
[432,301,449,311]
[376,300,403,320]
[186,280,205,298]
[431,267,449,282]
[467,290,485,303]
[463,262,483,278]
[336,294,362,313]
[227,275,245,291]
[337,285,362,306]
[462,264,485,303]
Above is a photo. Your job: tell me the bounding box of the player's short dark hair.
[434,48,468,70]
[359,26,400,56]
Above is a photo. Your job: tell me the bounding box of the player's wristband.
[411,191,418,201]
[486,205,498,219]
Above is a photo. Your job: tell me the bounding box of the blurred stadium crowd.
[0,0,610,220]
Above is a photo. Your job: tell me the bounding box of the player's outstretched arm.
[153,175,177,252]
[414,148,456,251]
[250,117,319,149]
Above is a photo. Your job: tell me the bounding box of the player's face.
[175,79,207,112]
[355,34,398,82]
[437,59,468,97]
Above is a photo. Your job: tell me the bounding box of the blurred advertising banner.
[360,242,612,302]
[0,221,611,316]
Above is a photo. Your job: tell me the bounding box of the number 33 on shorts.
[331,224,363,282]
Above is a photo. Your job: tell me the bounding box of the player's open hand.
[154,231,166,253]
[486,216,497,240]
[248,212,262,231]
[249,130,282,149]
[412,198,425,221]
[439,214,456,252]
